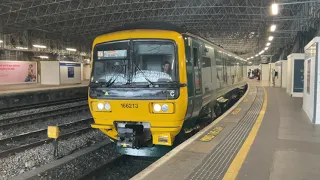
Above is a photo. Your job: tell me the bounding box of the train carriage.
[89,21,246,157]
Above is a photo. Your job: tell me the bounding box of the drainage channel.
[188,86,264,180]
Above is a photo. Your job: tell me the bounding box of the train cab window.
[133,40,177,83]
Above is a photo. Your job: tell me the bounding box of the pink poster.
[0,61,37,84]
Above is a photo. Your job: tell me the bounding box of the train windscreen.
[91,39,178,87]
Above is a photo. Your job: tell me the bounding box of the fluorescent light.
[0,40,3,43]
[246,58,249,60]
[39,56,49,59]
[265,47,269,50]
[270,25,276,32]
[66,48,77,52]
[268,36,274,41]
[261,50,265,53]
[33,44,47,48]
[16,46,28,50]
[271,3,279,15]
[255,54,258,57]
[259,52,262,55]
[266,42,271,46]
[251,56,254,58]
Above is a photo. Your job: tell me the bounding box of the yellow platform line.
[223,87,268,180]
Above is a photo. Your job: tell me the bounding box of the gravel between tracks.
[36,143,119,180]
[88,156,158,180]
[0,129,107,180]
[0,100,88,120]
[0,111,91,140]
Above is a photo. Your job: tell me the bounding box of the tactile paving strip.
[187,86,264,180]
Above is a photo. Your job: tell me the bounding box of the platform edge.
[130,83,250,180]
[222,87,268,180]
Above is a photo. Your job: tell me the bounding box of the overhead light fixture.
[270,25,276,32]
[0,40,3,43]
[271,3,279,15]
[16,46,28,50]
[39,56,49,59]
[33,44,47,48]
[259,52,262,55]
[66,48,77,52]
[265,47,269,50]
[246,58,249,60]
[251,56,254,58]
[261,50,265,53]
[266,42,271,46]
[268,36,274,41]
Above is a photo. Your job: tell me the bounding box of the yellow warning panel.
[243,98,248,103]
[47,126,59,139]
[232,108,241,115]
[200,126,223,142]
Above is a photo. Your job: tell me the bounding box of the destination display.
[97,50,127,59]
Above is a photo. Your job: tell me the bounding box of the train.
[88,21,247,157]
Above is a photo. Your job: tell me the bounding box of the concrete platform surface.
[132,80,320,180]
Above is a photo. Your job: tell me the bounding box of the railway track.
[76,155,158,180]
[0,118,93,158]
[0,103,89,129]
[0,97,88,115]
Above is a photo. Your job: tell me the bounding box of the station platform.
[0,80,89,95]
[132,80,320,180]
[0,81,89,111]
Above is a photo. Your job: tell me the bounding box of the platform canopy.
[0,0,319,61]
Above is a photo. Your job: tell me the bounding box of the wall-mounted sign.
[0,61,37,84]
[293,59,304,93]
[68,67,74,78]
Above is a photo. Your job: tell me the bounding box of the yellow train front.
[88,22,246,157]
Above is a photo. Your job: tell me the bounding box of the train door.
[191,39,203,117]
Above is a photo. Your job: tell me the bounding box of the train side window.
[202,57,211,68]
[193,48,198,67]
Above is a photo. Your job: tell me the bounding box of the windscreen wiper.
[131,61,155,87]
[104,64,126,87]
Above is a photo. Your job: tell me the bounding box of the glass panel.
[132,40,177,83]
[91,41,129,84]
[305,42,317,60]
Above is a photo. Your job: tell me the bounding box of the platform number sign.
[68,67,74,78]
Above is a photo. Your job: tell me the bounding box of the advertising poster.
[68,67,74,78]
[307,59,311,94]
[0,61,37,84]
[293,59,304,92]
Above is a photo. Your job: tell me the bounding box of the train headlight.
[153,104,161,112]
[161,104,169,112]
[104,103,111,111]
[97,103,104,110]
[151,103,174,113]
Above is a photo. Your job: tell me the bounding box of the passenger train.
[88,21,247,156]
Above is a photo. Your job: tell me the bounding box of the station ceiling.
[0,0,319,60]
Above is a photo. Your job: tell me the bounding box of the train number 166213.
[121,103,139,108]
